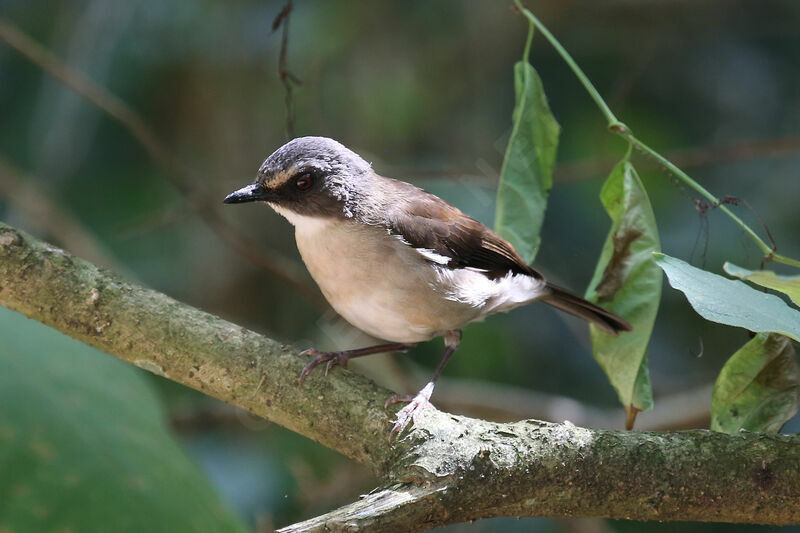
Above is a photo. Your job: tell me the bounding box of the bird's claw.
[325,358,339,375]
[298,348,321,358]
[384,394,414,408]
[386,382,436,438]
[297,348,349,385]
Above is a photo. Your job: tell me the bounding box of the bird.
[224,136,631,434]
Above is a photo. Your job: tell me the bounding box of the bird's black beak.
[223,183,272,204]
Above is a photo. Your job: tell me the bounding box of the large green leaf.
[724,262,800,307]
[585,157,661,428]
[653,253,800,342]
[0,306,249,533]
[494,59,560,264]
[711,333,800,434]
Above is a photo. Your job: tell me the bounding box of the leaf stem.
[513,2,621,129]
[512,0,800,269]
[522,15,535,64]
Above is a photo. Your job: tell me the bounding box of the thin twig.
[168,377,713,433]
[555,136,800,183]
[273,0,300,140]
[738,198,777,253]
[0,17,325,308]
[382,135,800,184]
[690,194,778,266]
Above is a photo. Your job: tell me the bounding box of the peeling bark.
[1,221,799,530]
[281,412,800,531]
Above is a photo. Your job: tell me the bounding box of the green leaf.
[585,157,661,427]
[724,262,800,307]
[494,59,560,264]
[0,307,249,533]
[711,333,800,434]
[654,253,800,342]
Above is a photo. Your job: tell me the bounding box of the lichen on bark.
[2,221,800,531]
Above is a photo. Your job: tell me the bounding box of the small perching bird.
[224,137,631,434]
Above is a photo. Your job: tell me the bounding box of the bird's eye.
[295,173,314,191]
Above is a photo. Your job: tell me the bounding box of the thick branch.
[0,220,396,471]
[1,220,799,529]
[280,412,800,531]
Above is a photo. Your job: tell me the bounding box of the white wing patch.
[390,233,412,246]
[415,248,451,265]
[390,233,452,266]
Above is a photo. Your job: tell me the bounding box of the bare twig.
[692,194,778,267]
[357,352,711,430]
[273,0,300,140]
[380,135,800,186]
[556,136,800,183]
[431,376,712,431]
[168,377,712,435]
[0,18,324,309]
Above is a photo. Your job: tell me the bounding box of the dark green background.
[1,0,799,530]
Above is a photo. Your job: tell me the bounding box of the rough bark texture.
[282,414,800,531]
[1,221,799,531]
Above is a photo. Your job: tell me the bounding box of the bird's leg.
[386,329,462,436]
[298,342,414,385]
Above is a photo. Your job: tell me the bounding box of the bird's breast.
[281,212,481,343]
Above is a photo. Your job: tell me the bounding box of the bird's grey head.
[223,136,374,220]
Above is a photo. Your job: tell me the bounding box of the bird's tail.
[539,283,632,335]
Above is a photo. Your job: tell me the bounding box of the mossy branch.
[1,220,799,531]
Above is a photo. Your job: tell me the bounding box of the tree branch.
[1,220,799,530]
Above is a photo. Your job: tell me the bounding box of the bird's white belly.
[276,214,470,342]
[271,207,546,343]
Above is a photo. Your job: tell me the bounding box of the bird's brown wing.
[386,182,543,281]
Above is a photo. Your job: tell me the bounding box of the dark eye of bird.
[295,173,314,191]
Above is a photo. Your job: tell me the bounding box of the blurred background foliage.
[1,0,799,531]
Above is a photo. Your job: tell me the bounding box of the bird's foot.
[298,348,351,385]
[386,381,436,437]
